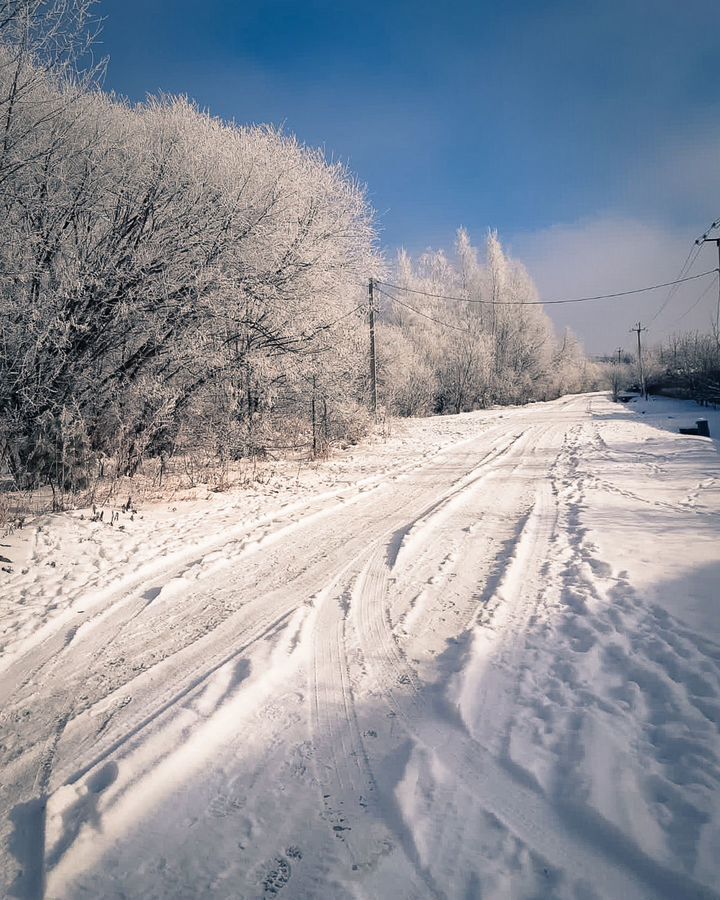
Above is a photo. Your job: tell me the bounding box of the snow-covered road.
[2,394,719,899]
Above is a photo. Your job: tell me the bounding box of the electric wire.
[374,284,470,334]
[674,273,719,324]
[648,217,720,324]
[376,268,718,307]
[697,217,720,241]
[648,245,703,325]
[314,301,366,332]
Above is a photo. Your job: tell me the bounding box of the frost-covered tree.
[0,8,382,492]
[381,229,592,415]
[652,331,720,401]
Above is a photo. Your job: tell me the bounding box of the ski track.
[1,394,719,899]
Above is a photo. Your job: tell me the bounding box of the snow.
[1,393,719,900]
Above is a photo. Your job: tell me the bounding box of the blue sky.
[99,0,720,351]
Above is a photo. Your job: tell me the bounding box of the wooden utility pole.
[612,347,624,402]
[311,374,317,457]
[630,323,648,399]
[368,278,378,420]
[695,237,720,342]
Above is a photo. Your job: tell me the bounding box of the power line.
[314,301,366,332]
[376,268,718,307]
[375,284,470,334]
[262,302,367,358]
[697,217,720,242]
[648,245,702,324]
[649,217,720,324]
[675,272,719,324]
[694,230,720,339]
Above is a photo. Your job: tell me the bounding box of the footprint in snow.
[263,856,291,895]
[209,794,243,818]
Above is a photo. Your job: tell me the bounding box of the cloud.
[505,110,720,355]
[509,217,719,355]
[618,116,720,225]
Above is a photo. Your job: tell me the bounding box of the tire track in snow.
[385,429,525,571]
[382,426,568,894]
[349,418,719,900]
[44,603,318,899]
[386,425,546,643]
[0,415,522,741]
[3,419,522,897]
[4,396,638,897]
[309,563,442,899]
[300,429,545,898]
[0,412,514,687]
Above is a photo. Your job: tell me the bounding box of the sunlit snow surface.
[1,394,719,900]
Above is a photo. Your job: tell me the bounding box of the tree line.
[610,330,720,404]
[0,1,381,496]
[379,230,599,416]
[1,1,604,504]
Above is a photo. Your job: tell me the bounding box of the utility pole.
[311,374,317,457]
[694,236,720,342]
[368,278,378,420]
[612,347,624,402]
[630,323,647,399]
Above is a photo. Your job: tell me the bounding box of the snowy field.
[1,393,719,900]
